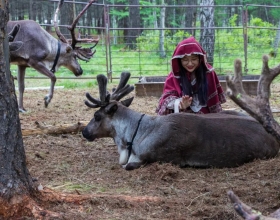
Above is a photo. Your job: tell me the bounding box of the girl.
[156,36,226,115]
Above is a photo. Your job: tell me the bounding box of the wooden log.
[21,121,89,136]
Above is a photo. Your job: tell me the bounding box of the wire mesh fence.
[8,0,280,81]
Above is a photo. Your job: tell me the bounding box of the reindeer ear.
[105,102,118,115]
[121,97,134,107]
[9,41,23,52]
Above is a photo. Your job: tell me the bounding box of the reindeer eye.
[66,45,72,53]
[94,112,101,121]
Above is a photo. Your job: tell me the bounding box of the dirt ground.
[18,82,280,220]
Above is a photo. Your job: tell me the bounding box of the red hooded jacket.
[156,37,226,115]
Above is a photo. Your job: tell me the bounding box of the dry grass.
[19,84,280,219]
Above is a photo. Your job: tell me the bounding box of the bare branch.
[21,121,88,136]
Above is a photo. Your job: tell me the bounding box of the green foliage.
[136,29,191,53]
[11,10,280,89]
[106,0,127,4]
[215,14,244,57]
[229,14,238,27]
[270,8,280,21]
[248,17,275,45]
[109,9,128,20]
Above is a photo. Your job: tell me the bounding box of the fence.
[9,1,280,81]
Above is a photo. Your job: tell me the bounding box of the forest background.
[8,0,280,87]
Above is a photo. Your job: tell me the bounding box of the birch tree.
[273,21,280,57]
[159,0,166,58]
[126,0,140,49]
[199,0,215,65]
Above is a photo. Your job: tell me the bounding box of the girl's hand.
[179,95,192,110]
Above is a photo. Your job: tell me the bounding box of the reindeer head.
[82,72,134,141]
[53,0,99,63]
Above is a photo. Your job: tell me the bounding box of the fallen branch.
[21,121,89,136]
[228,191,280,220]
[0,186,162,219]
[41,187,161,204]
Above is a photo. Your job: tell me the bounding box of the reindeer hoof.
[19,108,27,113]
[44,96,50,108]
[124,162,142,170]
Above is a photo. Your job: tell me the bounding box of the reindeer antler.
[8,24,23,52]
[85,72,134,109]
[8,24,20,42]
[53,0,68,43]
[53,0,99,61]
[85,74,109,108]
[226,55,280,141]
[110,71,134,101]
[68,0,99,49]
[228,191,280,220]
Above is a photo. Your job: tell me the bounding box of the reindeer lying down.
[82,56,280,170]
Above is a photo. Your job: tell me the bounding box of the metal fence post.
[243,6,248,75]
[104,4,112,82]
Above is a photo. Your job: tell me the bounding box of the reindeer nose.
[76,68,83,76]
[82,128,89,139]
[82,127,95,141]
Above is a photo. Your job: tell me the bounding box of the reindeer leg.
[124,154,143,170]
[45,77,56,108]
[17,65,26,113]
[28,60,57,108]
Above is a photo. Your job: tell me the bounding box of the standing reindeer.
[8,0,99,112]
[82,65,280,170]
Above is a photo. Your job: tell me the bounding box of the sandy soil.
[18,82,280,220]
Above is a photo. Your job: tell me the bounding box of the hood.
[171,36,213,77]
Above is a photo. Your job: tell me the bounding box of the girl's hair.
[178,56,208,105]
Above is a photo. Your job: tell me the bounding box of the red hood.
[171,36,213,76]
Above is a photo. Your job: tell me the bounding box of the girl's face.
[180,55,200,73]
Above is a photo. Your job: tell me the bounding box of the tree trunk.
[126,0,140,49]
[29,0,34,20]
[45,1,52,32]
[185,0,197,36]
[152,0,158,28]
[199,0,215,66]
[273,21,280,58]
[37,1,42,24]
[159,0,166,58]
[0,1,37,217]
[60,1,74,38]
